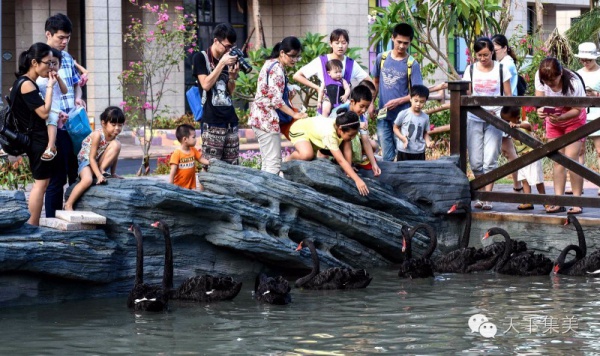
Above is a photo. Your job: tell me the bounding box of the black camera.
[229,46,252,74]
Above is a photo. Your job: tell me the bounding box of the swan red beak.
[295,241,304,251]
[563,219,570,226]
[128,225,134,232]
[151,221,160,228]
[402,238,407,252]
[447,204,458,214]
[482,231,491,240]
[553,265,560,274]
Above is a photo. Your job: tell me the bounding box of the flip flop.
[567,207,583,215]
[546,205,566,214]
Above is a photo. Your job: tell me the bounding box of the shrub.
[0,156,33,190]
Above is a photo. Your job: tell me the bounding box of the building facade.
[0,0,593,125]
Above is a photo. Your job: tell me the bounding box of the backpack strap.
[198,51,210,105]
[8,77,33,133]
[407,55,415,95]
[343,57,354,83]
[380,51,415,94]
[499,63,504,96]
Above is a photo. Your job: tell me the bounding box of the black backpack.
[516,75,527,96]
[0,78,32,156]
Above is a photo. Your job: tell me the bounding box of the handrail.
[448,80,600,208]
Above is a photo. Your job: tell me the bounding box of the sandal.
[565,189,573,195]
[518,203,534,210]
[474,200,484,209]
[567,207,583,215]
[513,187,524,192]
[41,147,57,161]
[482,202,493,211]
[546,205,566,214]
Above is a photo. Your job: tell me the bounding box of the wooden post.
[448,81,470,172]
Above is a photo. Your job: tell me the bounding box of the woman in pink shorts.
[535,57,587,214]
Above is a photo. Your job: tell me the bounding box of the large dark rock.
[0,159,470,306]
[0,190,29,230]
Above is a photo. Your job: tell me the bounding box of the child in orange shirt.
[169,124,210,190]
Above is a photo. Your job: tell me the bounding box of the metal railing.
[448,80,600,208]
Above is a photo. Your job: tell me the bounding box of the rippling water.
[1,268,600,354]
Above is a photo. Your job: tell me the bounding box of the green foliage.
[368,0,503,80]
[118,1,197,173]
[566,8,600,49]
[155,154,171,174]
[0,156,33,190]
[233,32,364,109]
[153,113,199,129]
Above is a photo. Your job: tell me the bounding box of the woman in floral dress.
[248,36,307,175]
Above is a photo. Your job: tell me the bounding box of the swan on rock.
[294,239,372,290]
[151,220,242,302]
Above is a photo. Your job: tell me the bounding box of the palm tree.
[565,5,600,46]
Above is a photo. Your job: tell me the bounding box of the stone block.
[55,210,107,224]
[39,218,97,231]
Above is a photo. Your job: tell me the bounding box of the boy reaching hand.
[393,85,433,161]
[169,124,210,190]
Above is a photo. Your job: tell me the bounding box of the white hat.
[574,42,600,59]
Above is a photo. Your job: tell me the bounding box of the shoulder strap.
[343,57,354,83]
[499,63,504,96]
[407,55,415,94]
[8,77,33,132]
[470,64,474,92]
[265,60,281,84]
[379,51,390,71]
[201,51,210,74]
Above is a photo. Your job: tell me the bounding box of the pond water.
[1,268,599,354]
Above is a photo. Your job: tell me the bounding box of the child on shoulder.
[286,110,369,196]
[318,59,351,117]
[393,84,433,161]
[36,48,68,161]
[63,106,125,211]
[330,81,381,176]
[500,106,546,210]
[169,124,210,190]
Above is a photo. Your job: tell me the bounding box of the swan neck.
[296,240,320,287]
[497,229,512,267]
[574,219,587,257]
[413,224,437,259]
[462,206,472,248]
[134,229,144,286]
[162,226,174,290]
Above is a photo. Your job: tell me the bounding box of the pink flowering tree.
[118,1,197,175]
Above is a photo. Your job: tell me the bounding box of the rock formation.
[0,159,470,306]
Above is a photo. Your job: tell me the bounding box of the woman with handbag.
[12,43,58,225]
[249,37,307,175]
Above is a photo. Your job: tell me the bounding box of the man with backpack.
[371,23,423,161]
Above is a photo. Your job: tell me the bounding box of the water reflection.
[0,269,599,353]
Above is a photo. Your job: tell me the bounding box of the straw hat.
[574,42,600,59]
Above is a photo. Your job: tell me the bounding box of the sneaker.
[482,202,493,211]
[474,200,484,209]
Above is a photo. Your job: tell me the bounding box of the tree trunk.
[499,0,513,34]
[252,0,263,50]
[535,0,544,37]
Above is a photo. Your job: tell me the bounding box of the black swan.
[254,273,292,305]
[126,223,169,312]
[398,223,436,278]
[483,227,553,276]
[448,201,471,249]
[464,230,529,273]
[565,215,587,256]
[294,239,372,290]
[151,220,242,302]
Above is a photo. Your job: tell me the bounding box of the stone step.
[55,210,107,224]
[39,218,97,231]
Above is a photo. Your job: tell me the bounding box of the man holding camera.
[193,23,240,164]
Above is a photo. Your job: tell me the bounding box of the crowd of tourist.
[6,15,600,226]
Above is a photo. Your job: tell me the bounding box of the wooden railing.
[448,80,600,208]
